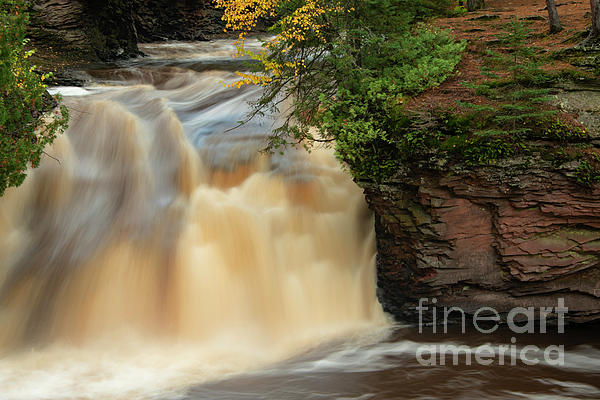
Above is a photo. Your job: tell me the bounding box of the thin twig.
[42,151,61,165]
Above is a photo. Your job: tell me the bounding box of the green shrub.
[575,160,600,187]
[227,0,463,181]
[0,0,68,196]
[314,28,465,180]
[450,5,468,17]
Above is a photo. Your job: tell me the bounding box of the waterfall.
[0,42,386,399]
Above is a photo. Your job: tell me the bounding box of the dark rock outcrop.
[133,0,224,42]
[363,82,600,325]
[28,0,225,62]
[29,0,138,61]
[467,0,486,12]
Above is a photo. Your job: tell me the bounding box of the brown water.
[0,41,599,400]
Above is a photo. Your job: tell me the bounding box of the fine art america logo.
[415,298,567,366]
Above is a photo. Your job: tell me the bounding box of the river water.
[0,40,599,400]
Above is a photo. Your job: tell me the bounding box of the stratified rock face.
[133,0,224,42]
[555,80,600,139]
[28,0,98,60]
[363,83,600,325]
[363,167,600,324]
[28,0,224,61]
[29,0,139,60]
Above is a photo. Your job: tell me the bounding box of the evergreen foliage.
[461,19,557,138]
[216,0,464,180]
[426,18,591,167]
[315,27,465,180]
[350,18,595,180]
[218,2,595,184]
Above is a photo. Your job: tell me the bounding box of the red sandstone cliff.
[362,81,600,324]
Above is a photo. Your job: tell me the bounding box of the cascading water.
[2,40,600,400]
[0,41,387,399]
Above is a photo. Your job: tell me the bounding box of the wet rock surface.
[363,166,600,324]
[363,81,600,325]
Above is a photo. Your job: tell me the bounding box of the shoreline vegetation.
[211,0,600,188]
[1,0,68,196]
[2,0,600,324]
[3,1,600,196]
